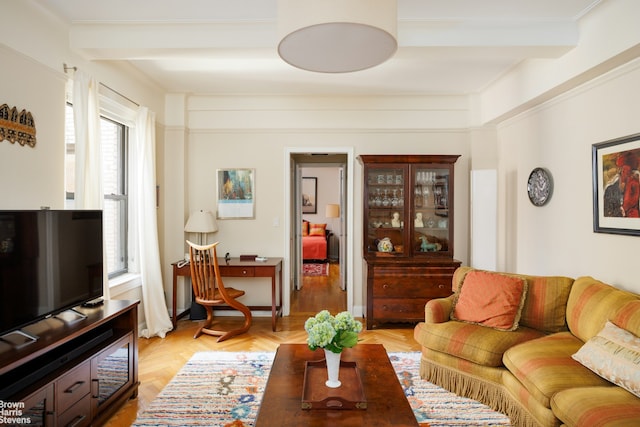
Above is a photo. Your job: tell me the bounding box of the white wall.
[496,59,640,293]
[173,122,471,311]
[481,0,640,125]
[301,166,341,230]
[0,45,66,209]
[0,2,167,330]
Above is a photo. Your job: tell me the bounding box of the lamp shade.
[184,210,218,233]
[277,0,397,73]
[325,204,340,218]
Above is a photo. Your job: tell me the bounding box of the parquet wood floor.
[103,263,421,426]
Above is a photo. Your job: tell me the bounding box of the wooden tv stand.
[0,300,139,426]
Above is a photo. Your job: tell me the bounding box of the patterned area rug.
[302,262,329,276]
[132,351,511,427]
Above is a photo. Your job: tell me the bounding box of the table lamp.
[184,210,218,245]
[325,203,340,230]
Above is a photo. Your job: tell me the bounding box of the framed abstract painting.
[592,133,640,235]
[217,168,255,219]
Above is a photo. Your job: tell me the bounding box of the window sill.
[109,273,141,298]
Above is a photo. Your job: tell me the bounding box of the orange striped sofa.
[414,266,640,427]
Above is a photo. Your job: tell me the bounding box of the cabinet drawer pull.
[64,381,85,394]
[438,284,445,289]
[383,284,390,289]
[67,414,87,427]
[91,379,99,398]
[242,269,248,275]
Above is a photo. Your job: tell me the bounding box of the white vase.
[324,348,342,388]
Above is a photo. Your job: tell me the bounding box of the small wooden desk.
[171,257,283,331]
[255,344,419,427]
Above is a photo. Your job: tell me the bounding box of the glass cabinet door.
[19,385,54,427]
[91,334,134,415]
[412,165,452,256]
[365,165,407,257]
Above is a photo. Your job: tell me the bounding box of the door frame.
[283,147,355,316]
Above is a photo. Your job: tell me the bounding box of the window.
[65,104,129,279]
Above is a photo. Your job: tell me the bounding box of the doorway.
[283,148,355,317]
[294,163,345,314]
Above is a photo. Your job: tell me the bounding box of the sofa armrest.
[425,295,455,323]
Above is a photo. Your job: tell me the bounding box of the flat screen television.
[0,210,103,337]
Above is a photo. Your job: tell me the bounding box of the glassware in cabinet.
[365,165,407,257]
[412,166,451,256]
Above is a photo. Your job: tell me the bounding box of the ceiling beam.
[69,19,578,60]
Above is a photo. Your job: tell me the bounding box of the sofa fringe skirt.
[421,358,544,427]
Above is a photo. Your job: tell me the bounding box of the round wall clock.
[527,167,553,206]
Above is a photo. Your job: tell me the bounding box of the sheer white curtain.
[72,71,109,300]
[133,107,173,338]
[72,71,103,208]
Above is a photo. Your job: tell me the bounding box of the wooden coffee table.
[255,343,418,426]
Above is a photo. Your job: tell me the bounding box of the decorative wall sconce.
[0,104,36,147]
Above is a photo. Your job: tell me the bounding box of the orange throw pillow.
[309,223,327,236]
[451,270,528,331]
[302,220,309,236]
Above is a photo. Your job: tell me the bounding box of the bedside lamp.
[184,210,218,245]
[325,204,340,262]
[325,203,340,230]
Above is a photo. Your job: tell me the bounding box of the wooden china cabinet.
[359,155,461,329]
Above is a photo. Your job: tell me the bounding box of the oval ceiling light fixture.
[277,0,398,73]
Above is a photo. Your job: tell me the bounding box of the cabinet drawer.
[57,360,91,414]
[58,392,91,427]
[372,265,457,277]
[221,266,255,277]
[372,298,428,321]
[372,276,452,298]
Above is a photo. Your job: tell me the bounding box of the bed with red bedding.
[302,221,329,262]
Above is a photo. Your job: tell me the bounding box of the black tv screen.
[0,210,103,336]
